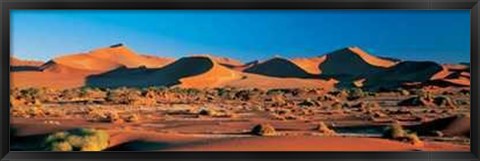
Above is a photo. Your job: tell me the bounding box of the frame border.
[1,0,479,160]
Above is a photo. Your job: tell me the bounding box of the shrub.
[316,122,336,136]
[198,108,235,118]
[397,88,410,96]
[125,114,140,123]
[405,133,424,146]
[433,96,457,109]
[88,110,123,124]
[234,90,255,101]
[383,123,406,139]
[198,108,218,116]
[459,89,470,95]
[251,123,276,136]
[347,88,365,100]
[383,123,423,146]
[106,88,142,105]
[298,98,321,107]
[330,102,344,110]
[44,128,109,151]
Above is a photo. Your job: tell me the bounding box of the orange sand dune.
[10,57,44,67]
[192,54,244,67]
[87,56,242,88]
[290,56,327,75]
[347,47,398,68]
[443,64,469,71]
[45,44,173,72]
[425,78,471,87]
[430,66,452,80]
[11,71,90,89]
[318,47,398,80]
[221,73,337,90]
[244,57,314,78]
[87,55,336,89]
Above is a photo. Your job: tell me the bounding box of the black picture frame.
[1,0,479,160]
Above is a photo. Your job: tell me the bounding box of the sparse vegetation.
[347,88,366,100]
[298,98,321,107]
[43,128,109,151]
[251,123,276,136]
[88,110,123,124]
[106,87,142,105]
[316,122,336,136]
[383,123,423,146]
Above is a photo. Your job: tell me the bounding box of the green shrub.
[44,128,109,151]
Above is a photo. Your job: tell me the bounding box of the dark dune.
[408,115,470,137]
[318,47,395,81]
[244,57,313,78]
[361,61,444,90]
[10,66,42,72]
[86,56,215,88]
[10,57,44,72]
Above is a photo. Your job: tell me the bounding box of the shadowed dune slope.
[409,115,470,137]
[318,47,398,80]
[361,61,444,89]
[244,57,314,78]
[10,57,45,72]
[86,56,241,88]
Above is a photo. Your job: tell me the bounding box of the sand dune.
[43,44,173,72]
[410,114,470,137]
[11,71,90,89]
[318,47,398,80]
[11,45,470,90]
[290,56,327,75]
[10,57,45,72]
[222,73,337,90]
[361,61,444,89]
[244,57,314,78]
[87,56,242,88]
[10,57,44,67]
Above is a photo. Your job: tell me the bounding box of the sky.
[11,10,470,63]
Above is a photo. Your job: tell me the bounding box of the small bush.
[383,123,423,146]
[405,133,424,146]
[251,123,276,136]
[125,114,140,123]
[198,108,235,118]
[44,128,109,151]
[106,88,142,105]
[397,88,410,96]
[88,110,123,124]
[316,122,336,136]
[383,123,406,139]
[347,88,365,100]
[298,98,321,107]
[433,96,457,109]
[330,102,344,110]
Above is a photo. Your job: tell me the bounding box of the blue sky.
[11,10,470,63]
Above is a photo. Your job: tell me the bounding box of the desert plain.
[9,44,471,151]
